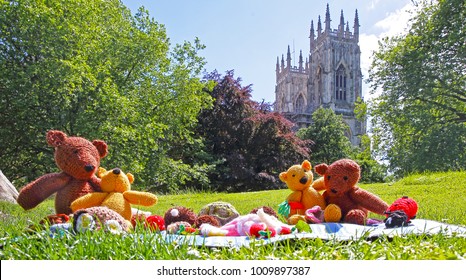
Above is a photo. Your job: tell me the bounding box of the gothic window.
[335,65,347,101]
[295,94,306,113]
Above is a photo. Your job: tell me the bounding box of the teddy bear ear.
[97,167,107,178]
[126,173,134,184]
[46,130,67,147]
[279,172,288,182]
[301,160,312,171]
[314,163,328,175]
[92,140,108,158]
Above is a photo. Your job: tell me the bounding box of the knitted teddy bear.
[312,158,389,225]
[17,130,108,214]
[70,167,158,221]
[278,160,326,220]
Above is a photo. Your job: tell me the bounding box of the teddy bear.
[70,167,158,221]
[312,158,389,225]
[17,130,108,215]
[278,160,326,221]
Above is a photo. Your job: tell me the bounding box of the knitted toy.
[70,167,158,221]
[164,206,198,227]
[72,206,131,234]
[17,130,108,214]
[278,160,326,219]
[313,158,389,225]
[199,208,293,238]
[198,201,240,226]
[384,196,418,228]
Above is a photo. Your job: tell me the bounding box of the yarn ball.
[198,202,240,226]
[324,204,342,222]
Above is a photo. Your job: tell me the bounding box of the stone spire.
[299,50,303,71]
[325,3,331,32]
[286,45,291,69]
[338,9,345,36]
[354,9,360,41]
[310,20,315,49]
[317,15,322,35]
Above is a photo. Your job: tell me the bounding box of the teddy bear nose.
[84,164,95,172]
[112,168,121,175]
[299,176,308,184]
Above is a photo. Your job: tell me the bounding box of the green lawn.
[1,171,465,260]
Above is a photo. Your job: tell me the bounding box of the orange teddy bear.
[71,167,158,221]
[279,160,326,220]
[312,158,389,225]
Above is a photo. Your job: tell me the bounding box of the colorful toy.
[278,160,326,219]
[70,167,158,221]
[384,196,418,228]
[313,158,389,225]
[72,206,131,234]
[198,201,240,226]
[164,206,197,227]
[17,130,108,214]
[199,208,294,238]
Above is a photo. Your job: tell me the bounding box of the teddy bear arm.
[310,177,326,192]
[123,191,158,206]
[17,173,71,210]
[286,191,303,203]
[70,193,108,212]
[350,188,389,215]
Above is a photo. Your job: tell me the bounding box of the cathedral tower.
[274,4,365,146]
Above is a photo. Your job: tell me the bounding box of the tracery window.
[335,65,347,101]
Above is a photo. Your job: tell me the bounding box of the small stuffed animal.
[70,167,158,221]
[73,206,131,234]
[278,160,326,218]
[313,158,389,225]
[384,196,418,228]
[17,130,108,214]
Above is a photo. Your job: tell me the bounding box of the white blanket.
[160,219,466,248]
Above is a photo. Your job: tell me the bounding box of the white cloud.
[360,2,415,100]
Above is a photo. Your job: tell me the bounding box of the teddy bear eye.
[343,176,348,181]
[292,174,295,177]
[327,175,331,180]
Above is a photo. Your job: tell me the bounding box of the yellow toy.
[278,160,326,222]
[70,167,158,221]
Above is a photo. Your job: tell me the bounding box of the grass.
[0,171,465,260]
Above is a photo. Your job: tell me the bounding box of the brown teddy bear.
[278,160,326,218]
[17,130,108,214]
[312,158,389,225]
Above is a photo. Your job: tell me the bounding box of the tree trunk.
[0,170,18,203]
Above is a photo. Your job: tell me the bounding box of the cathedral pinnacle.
[325,3,331,31]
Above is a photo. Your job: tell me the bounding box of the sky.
[121,0,415,104]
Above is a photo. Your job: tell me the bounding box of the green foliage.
[0,0,212,191]
[296,107,353,165]
[1,171,465,260]
[367,0,466,177]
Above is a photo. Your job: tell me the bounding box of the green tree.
[367,0,466,176]
[0,0,212,191]
[196,71,310,192]
[296,107,353,165]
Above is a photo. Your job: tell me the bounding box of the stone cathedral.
[274,4,365,146]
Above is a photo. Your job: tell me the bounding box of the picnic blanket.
[158,219,466,248]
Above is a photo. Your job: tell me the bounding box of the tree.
[196,71,310,192]
[367,0,466,176]
[296,107,354,165]
[0,0,212,191]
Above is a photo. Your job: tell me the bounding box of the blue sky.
[121,0,414,103]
